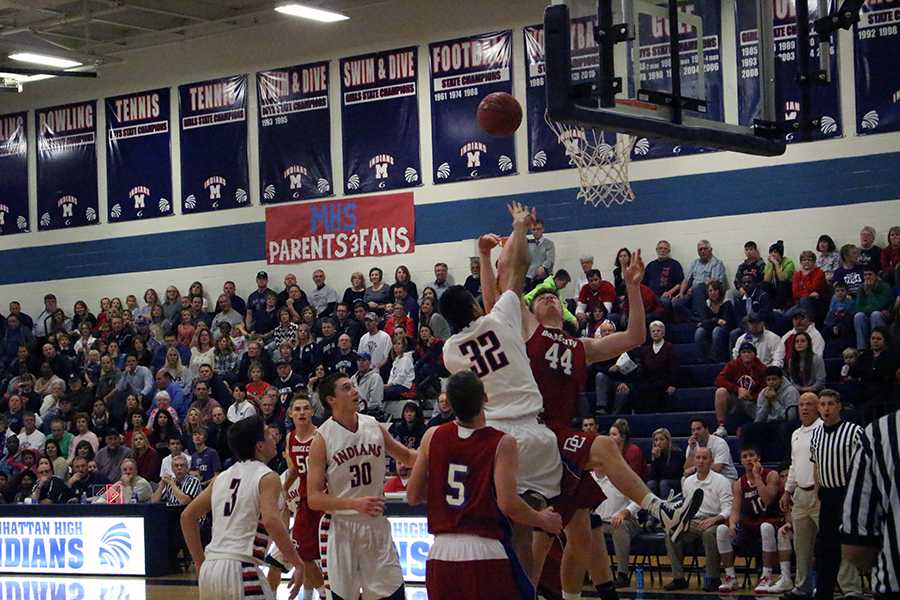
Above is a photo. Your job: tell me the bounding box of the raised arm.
[495,202,535,296]
[583,249,647,363]
[479,234,502,313]
[405,426,435,506]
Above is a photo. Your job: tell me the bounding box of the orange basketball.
[477,92,523,137]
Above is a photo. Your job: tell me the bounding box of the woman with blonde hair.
[342,271,367,306]
[160,346,193,396]
[646,427,684,500]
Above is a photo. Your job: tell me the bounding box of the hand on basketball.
[538,507,563,535]
[623,249,645,287]
[507,201,536,229]
[354,496,386,517]
[478,233,501,255]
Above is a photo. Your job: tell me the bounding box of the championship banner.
[854,0,900,135]
[340,47,421,194]
[258,62,333,203]
[179,75,250,213]
[36,101,99,231]
[737,0,842,142]
[106,88,173,222]
[429,30,516,183]
[0,112,29,235]
[631,0,724,159]
[524,20,601,172]
[266,191,414,265]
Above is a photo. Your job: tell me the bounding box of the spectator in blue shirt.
[189,429,221,484]
[673,240,728,320]
[643,240,684,307]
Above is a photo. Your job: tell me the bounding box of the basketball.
[477,91,523,137]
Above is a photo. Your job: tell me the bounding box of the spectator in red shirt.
[713,342,767,436]
[880,225,900,284]
[619,283,665,327]
[791,250,828,319]
[384,304,415,341]
[610,418,646,479]
[575,269,616,327]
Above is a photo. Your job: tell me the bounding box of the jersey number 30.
[460,331,509,377]
[544,342,573,375]
[350,463,373,488]
[446,464,468,507]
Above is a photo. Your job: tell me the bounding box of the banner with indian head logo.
[0,112,29,235]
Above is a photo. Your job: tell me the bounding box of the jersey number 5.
[446,464,468,507]
[460,331,509,377]
[544,342,573,375]
[223,478,241,517]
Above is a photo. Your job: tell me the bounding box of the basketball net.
[544,112,637,208]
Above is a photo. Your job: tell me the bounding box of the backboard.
[544,0,801,156]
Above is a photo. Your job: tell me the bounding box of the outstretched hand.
[623,249,645,287]
[479,233,501,255]
[507,201,536,229]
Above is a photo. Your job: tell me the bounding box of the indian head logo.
[98,522,133,569]
[203,176,227,202]
[0,204,7,227]
[369,154,395,186]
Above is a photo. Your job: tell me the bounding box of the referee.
[809,389,862,600]
[842,409,900,599]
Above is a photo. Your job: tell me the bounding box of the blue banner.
[106,88,173,222]
[631,0,724,159]
[178,75,249,213]
[736,0,842,142]
[854,0,900,135]
[524,19,601,172]
[0,112,29,235]
[430,31,516,183]
[36,101,99,230]
[258,62,333,202]
[340,47,421,194]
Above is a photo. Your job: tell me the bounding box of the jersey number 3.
[223,478,241,517]
[460,331,509,377]
[544,342,573,375]
[446,464,468,507]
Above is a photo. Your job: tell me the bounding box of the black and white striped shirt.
[810,420,862,489]
[842,411,900,595]
[160,474,202,506]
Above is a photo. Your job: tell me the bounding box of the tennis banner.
[106,88,173,222]
[0,112,29,235]
[265,192,414,265]
[36,101,99,231]
[736,0,842,142]
[340,46,421,195]
[179,75,250,214]
[854,0,900,135]
[258,62,333,203]
[429,30,516,183]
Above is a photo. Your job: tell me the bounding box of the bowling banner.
[0,112,29,235]
[178,75,250,213]
[266,191,414,265]
[36,101,99,230]
[736,0,842,142]
[429,30,516,183]
[340,46,421,194]
[854,0,900,135]
[106,88,173,221]
[257,62,333,203]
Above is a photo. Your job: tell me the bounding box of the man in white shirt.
[356,313,391,369]
[780,308,825,357]
[594,474,641,588]
[777,392,823,600]
[733,314,785,366]
[17,412,45,451]
[159,437,192,480]
[309,269,339,317]
[684,417,738,480]
[665,447,734,592]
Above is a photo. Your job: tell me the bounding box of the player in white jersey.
[307,372,418,600]
[181,416,303,600]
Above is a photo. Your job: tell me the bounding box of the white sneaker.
[658,488,704,543]
[767,576,794,593]
[714,424,728,437]
[718,574,739,592]
[754,575,775,593]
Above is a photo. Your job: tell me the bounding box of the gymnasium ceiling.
[0,0,378,77]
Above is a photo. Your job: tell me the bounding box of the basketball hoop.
[545,99,655,208]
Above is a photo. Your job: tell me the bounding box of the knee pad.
[776,524,793,552]
[716,524,734,554]
[760,522,777,553]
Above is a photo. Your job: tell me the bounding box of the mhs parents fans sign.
[265,192,414,265]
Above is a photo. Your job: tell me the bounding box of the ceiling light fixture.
[274,3,349,23]
[8,52,82,69]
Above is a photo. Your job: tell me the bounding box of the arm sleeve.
[841,426,883,545]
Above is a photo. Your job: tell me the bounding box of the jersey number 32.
[460,331,509,377]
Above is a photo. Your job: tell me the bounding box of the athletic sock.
[725,566,736,578]
[640,492,662,517]
[762,566,773,578]
[595,581,619,600]
[562,592,582,600]
[303,588,313,600]
[780,561,792,579]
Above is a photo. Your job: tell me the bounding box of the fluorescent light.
[8,52,82,69]
[0,72,54,83]
[275,3,349,22]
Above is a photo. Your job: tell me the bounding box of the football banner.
[106,88,173,222]
[266,192,414,265]
[429,30,516,183]
[340,47,421,194]
[631,0,724,159]
[736,0,842,142]
[179,75,250,213]
[258,62,333,202]
[854,0,900,135]
[36,101,99,230]
[524,19,600,172]
[0,112,29,235]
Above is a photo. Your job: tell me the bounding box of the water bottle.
[635,567,644,590]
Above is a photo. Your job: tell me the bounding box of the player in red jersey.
[407,370,563,600]
[478,236,704,600]
[281,395,327,600]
